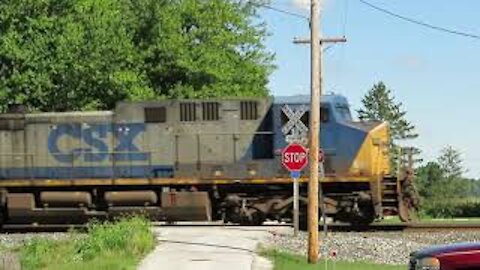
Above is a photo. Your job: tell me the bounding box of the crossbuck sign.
[282,105,308,145]
[281,104,309,237]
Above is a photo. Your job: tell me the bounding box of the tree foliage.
[413,145,480,218]
[437,145,465,180]
[357,82,418,140]
[0,0,274,112]
[415,161,444,199]
[416,146,468,199]
[357,82,419,168]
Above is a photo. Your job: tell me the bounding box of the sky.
[260,0,480,178]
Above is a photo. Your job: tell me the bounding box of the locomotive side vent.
[180,103,197,122]
[240,101,258,120]
[202,102,219,121]
[145,107,167,123]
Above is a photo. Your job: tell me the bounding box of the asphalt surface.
[138,226,289,270]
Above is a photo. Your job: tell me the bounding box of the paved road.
[138,226,288,270]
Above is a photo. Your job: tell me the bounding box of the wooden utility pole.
[308,0,321,264]
[293,0,346,264]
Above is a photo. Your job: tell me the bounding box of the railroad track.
[3,221,480,233]
[326,222,480,232]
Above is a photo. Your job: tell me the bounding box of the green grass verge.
[19,216,155,270]
[262,250,406,270]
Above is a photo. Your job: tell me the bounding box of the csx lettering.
[48,123,149,163]
[283,153,307,163]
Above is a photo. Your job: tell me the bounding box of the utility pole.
[308,0,320,264]
[295,1,347,264]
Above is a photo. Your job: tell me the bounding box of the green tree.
[0,0,274,112]
[0,0,149,111]
[416,146,467,200]
[357,82,419,168]
[133,0,274,99]
[437,145,465,179]
[415,146,473,218]
[415,161,443,199]
[436,145,468,197]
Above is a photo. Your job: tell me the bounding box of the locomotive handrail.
[173,131,274,135]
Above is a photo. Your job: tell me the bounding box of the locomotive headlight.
[416,257,440,270]
[372,137,382,146]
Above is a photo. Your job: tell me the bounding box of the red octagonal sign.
[282,143,309,172]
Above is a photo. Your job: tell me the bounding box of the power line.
[247,1,309,21]
[359,0,480,40]
[323,45,334,53]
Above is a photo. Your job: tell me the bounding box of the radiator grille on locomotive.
[202,102,219,121]
[240,101,258,120]
[180,103,197,122]
[144,107,167,123]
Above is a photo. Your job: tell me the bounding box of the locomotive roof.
[3,94,349,117]
[273,94,349,106]
[27,111,113,117]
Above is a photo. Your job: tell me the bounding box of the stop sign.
[282,143,309,172]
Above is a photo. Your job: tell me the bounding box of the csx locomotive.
[0,94,415,226]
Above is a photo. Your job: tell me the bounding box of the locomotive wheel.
[224,205,266,226]
[350,213,375,227]
[239,211,265,226]
[350,202,375,226]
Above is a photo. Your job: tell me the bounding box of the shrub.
[421,199,480,218]
[20,216,155,270]
[77,216,154,260]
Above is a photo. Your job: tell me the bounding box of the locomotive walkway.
[138,225,285,270]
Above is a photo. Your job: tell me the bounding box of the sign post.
[291,171,300,236]
[282,143,309,236]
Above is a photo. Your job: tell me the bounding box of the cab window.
[335,104,352,121]
[320,107,329,123]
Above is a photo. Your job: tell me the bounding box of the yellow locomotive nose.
[349,122,390,178]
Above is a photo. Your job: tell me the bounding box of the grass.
[18,216,155,270]
[262,250,406,270]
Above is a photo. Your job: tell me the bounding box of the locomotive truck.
[0,94,416,226]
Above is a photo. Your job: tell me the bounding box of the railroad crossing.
[138,226,289,270]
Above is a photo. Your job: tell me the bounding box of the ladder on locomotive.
[381,147,417,220]
[381,176,400,214]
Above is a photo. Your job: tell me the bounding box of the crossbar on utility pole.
[293,37,347,44]
[308,0,320,264]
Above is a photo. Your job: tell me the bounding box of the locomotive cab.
[273,95,397,225]
[273,94,391,179]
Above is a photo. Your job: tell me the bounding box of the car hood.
[411,243,480,259]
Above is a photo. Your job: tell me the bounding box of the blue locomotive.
[0,94,414,225]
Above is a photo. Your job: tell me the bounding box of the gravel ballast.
[0,233,70,249]
[267,230,480,265]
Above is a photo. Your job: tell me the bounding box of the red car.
[409,243,480,270]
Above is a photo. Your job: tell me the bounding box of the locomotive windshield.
[335,104,352,122]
